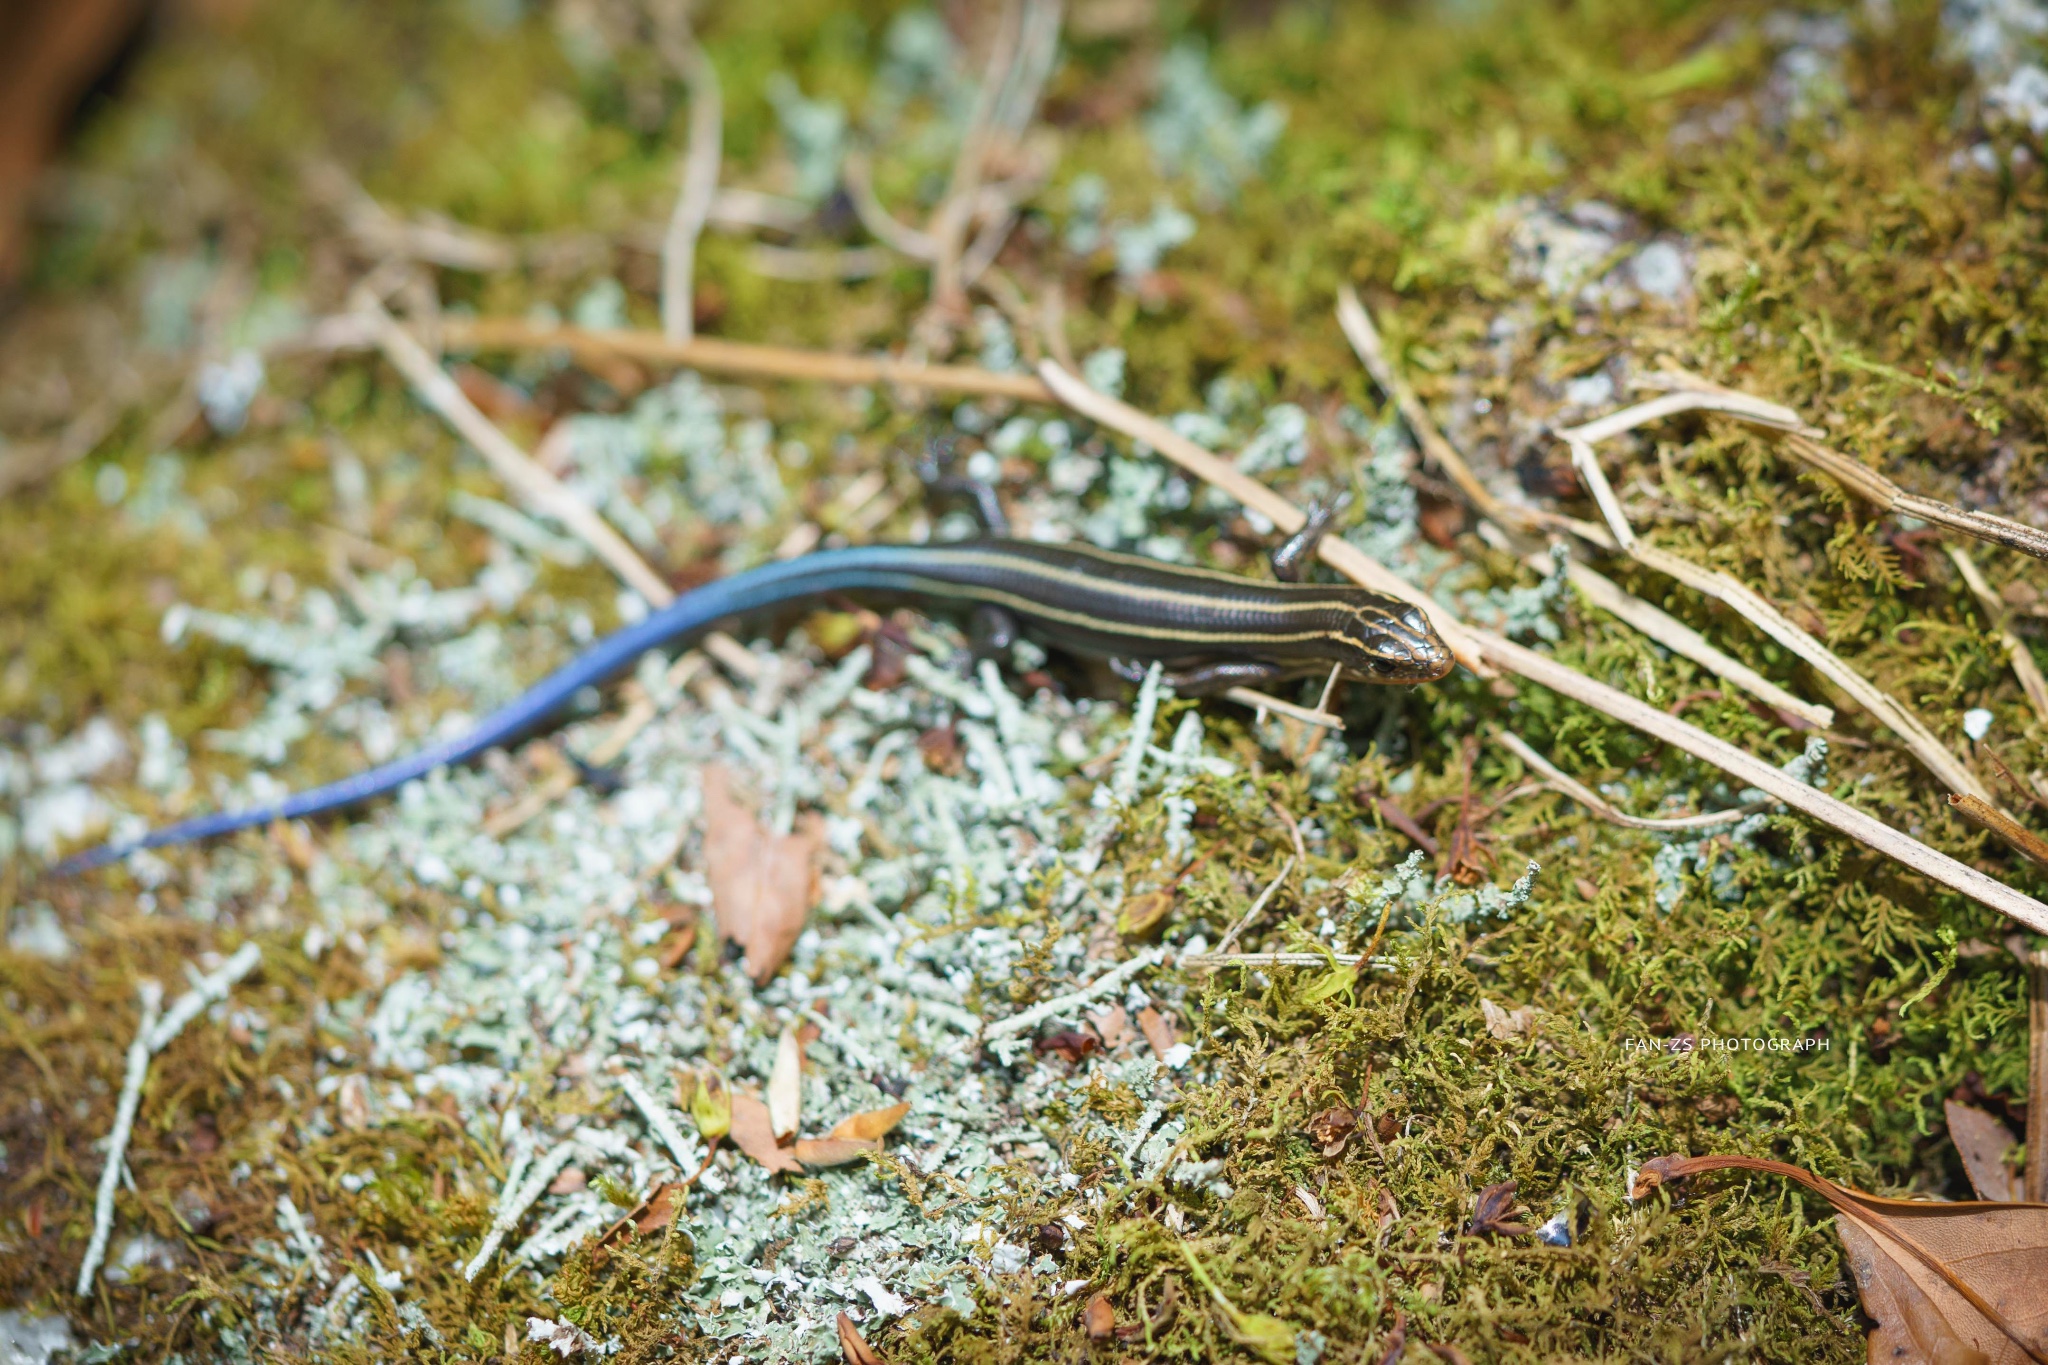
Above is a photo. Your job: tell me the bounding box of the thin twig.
[1562,429,1988,800]
[1219,685,1345,730]
[434,315,1055,402]
[1181,952,1393,971]
[1344,287,1836,723]
[1560,558,1834,727]
[1948,546,2048,728]
[928,1,1024,312]
[360,296,672,605]
[1947,793,2048,872]
[1338,285,1528,533]
[982,947,1167,1040]
[1036,355,2048,936]
[843,151,940,259]
[1494,730,1766,831]
[1212,856,1298,958]
[657,18,723,344]
[1634,367,2048,564]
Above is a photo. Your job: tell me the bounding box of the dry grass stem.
[657,17,723,345]
[1495,729,1766,831]
[1219,686,1346,731]
[1949,547,2048,728]
[1180,952,1392,971]
[436,315,1055,402]
[1633,367,2048,564]
[1212,855,1298,959]
[1037,356,2048,934]
[1337,285,1526,532]
[745,244,895,281]
[1947,794,2048,872]
[1561,424,1989,800]
[1560,559,1834,726]
[1341,289,1829,721]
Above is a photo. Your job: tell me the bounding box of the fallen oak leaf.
[1946,1099,2026,1203]
[728,1091,804,1175]
[828,1101,912,1143]
[1084,1293,1115,1341]
[701,762,822,984]
[1633,1153,2048,1363]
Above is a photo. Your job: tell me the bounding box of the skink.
[55,534,1451,872]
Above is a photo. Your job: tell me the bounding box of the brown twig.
[1948,546,2048,729]
[1947,793,2048,873]
[2027,948,2048,1203]
[433,315,1054,403]
[1035,354,2048,936]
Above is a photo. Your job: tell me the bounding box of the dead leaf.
[1634,1153,2048,1363]
[1305,1105,1358,1157]
[701,763,821,984]
[1118,888,1174,937]
[1480,998,1535,1041]
[1137,1006,1179,1061]
[596,1181,686,1250]
[657,921,697,970]
[1088,1004,1132,1049]
[1946,1100,2026,1203]
[1034,1030,1100,1063]
[1085,1293,1115,1340]
[828,1101,912,1142]
[1468,1180,1530,1237]
[769,1023,803,1140]
[548,1167,587,1196]
[795,1137,881,1167]
[837,1311,885,1365]
[1295,1185,1327,1223]
[728,1091,803,1175]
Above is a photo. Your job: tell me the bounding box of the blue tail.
[50,548,951,874]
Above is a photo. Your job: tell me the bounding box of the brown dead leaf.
[1946,1100,2026,1203]
[1034,1030,1101,1064]
[837,1311,885,1365]
[1305,1105,1358,1157]
[657,921,697,970]
[1084,1293,1115,1340]
[1480,998,1536,1041]
[1634,1153,2048,1363]
[1468,1180,1530,1237]
[795,1137,881,1167]
[828,1101,912,1143]
[596,1181,687,1250]
[728,1091,804,1175]
[702,763,822,984]
[1088,1004,1133,1050]
[1137,1006,1179,1061]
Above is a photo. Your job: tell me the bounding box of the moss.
[5,0,2048,1359]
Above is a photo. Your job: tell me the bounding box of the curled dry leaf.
[828,1100,912,1143]
[769,1023,803,1141]
[1945,1100,2026,1204]
[1305,1105,1359,1157]
[728,1091,803,1175]
[1480,998,1536,1041]
[1468,1180,1530,1237]
[1084,1293,1115,1340]
[701,762,822,984]
[1634,1153,2048,1364]
[837,1311,885,1365]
